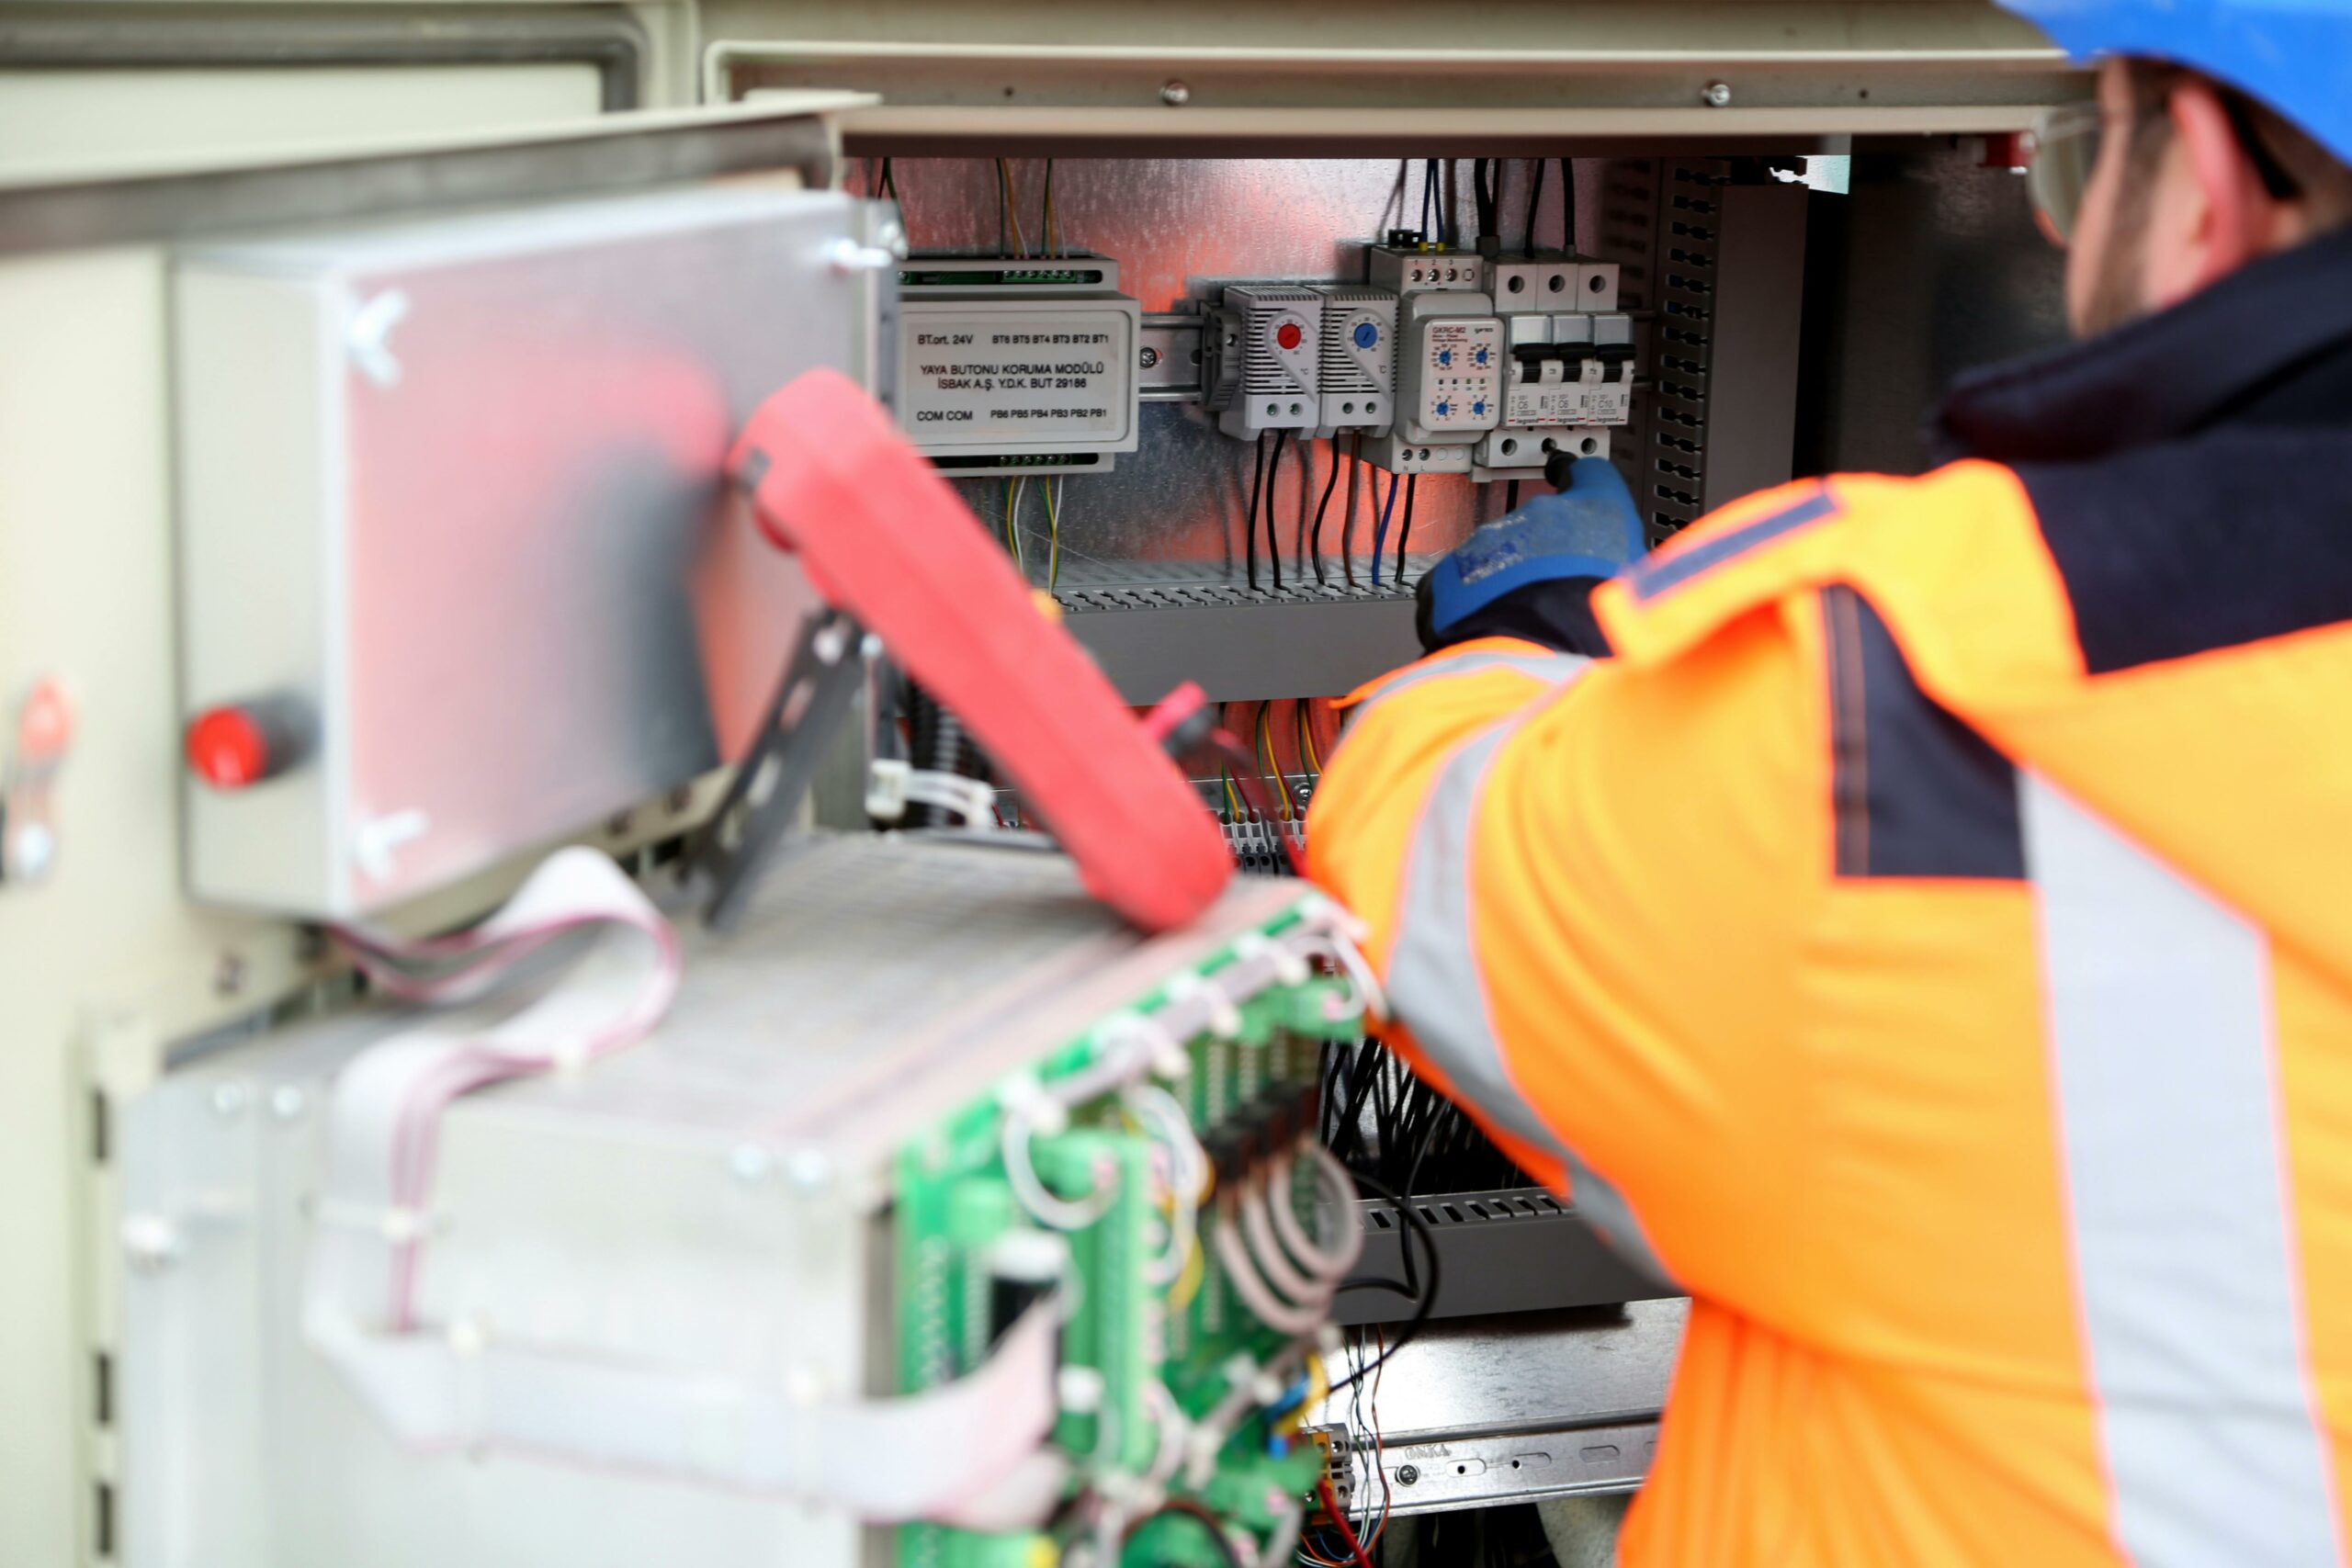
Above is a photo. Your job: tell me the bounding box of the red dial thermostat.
[1274,320,1304,350]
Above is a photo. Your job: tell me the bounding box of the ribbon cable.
[306,848,1062,1521]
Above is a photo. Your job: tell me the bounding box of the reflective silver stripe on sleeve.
[1385,687,1678,1290]
[2024,774,2341,1566]
[1354,650,1589,721]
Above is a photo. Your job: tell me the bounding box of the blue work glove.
[1416,457,1645,651]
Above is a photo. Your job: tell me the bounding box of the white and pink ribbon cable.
[302,847,1065,1523]
[314,847,683,1332]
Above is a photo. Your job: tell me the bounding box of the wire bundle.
[1323,1040,1530,1199]
[1209,1140,1366,1336]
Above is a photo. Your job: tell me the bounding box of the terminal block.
[1367,241,1484,296]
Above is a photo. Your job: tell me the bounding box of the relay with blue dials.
[1396,294,1503,446]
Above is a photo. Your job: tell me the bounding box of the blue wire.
[1371,470,1401,589]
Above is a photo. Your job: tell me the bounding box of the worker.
[1306,2,2352,1562]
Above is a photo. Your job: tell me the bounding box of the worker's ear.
[2141,78,2279,310]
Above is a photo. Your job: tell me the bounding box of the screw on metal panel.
[346,288,411,389]
[1396,1463,1420,1485]
[269,1084,306,1122]
[1702,81,1733,108]
[119,1213,182,1273]
[786,1148,832,1193]
[826,237,899,275]
[6,819,52,882]
[1139,345,1160,369]
[209,1082,249,1119]
[211,952,246,998]
[729,1144,771,1182]
[1160,80,1191,107]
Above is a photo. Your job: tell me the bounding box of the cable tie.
[865,758,910,822]
[313,1199,437,1244]
[1167,972,1242,1041]
[1236,931,1309,988]
[1058,1364,1105,1414]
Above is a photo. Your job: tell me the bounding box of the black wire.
[1473,157,1496,241]
[1265,429,1292,592]
[1523,156,1546,254]
[1425,158,1446,245]
[1245,431,1267,592]
[1124,1500,1246,1568]
[1558,155,1577,253]
[1309,439,1340,585]
[1505,479,1521,513]
[1295,438,1316,573]
[1327,1168,1442,1396]
[1340,434,1363,589]
[1419,161,1435,241]
[1328,1039,1382,1162]
[1395,473,1418,585]
[1042,156,1056,257]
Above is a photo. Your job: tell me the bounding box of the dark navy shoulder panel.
[2017,429,2352,674]
[1822,586,2024,882]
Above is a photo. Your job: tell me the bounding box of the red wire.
[1316,1476,1377,1568]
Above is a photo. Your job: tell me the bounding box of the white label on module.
[1572,365,1633,425]
[1509,362,1581,424]
[901,309,1136,447]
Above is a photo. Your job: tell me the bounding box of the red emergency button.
[1275,320,1304,350]
[185,695,310,790]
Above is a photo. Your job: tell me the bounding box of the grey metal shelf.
[1314,1300,1688,1517]
[1334,1185,1679,1328]
[1058,555,1435,702]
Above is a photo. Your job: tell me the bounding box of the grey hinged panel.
[174,184,889,916]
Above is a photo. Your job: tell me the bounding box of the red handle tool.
[728,369,1233,934]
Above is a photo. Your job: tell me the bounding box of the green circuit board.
[894,901,1363,1567]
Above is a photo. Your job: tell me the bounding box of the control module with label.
[897,254,1143,475]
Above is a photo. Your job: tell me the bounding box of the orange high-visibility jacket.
[1306,231,2352,1565]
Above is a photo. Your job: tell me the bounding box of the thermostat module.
[897,253,1142,474]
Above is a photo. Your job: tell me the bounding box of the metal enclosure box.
[111,836,1320,1567]
[173,185,882,917]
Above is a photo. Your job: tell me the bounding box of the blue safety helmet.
[1996,0,2352,167]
